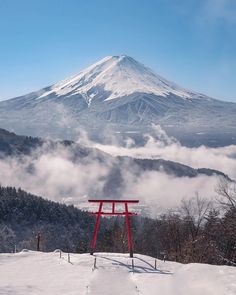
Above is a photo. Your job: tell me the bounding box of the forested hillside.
[0,128,43,156]
[0,186,94,252]
[0,185,235,266]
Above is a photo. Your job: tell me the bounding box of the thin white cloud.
[204,0,236,24]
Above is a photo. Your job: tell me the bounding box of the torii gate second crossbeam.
[88,199,139,258]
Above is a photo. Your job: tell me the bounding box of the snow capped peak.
[38,55,202,102]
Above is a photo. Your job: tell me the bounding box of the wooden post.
[59,250,62,258]
[125,203,133,258]
[93,257,97,268]
[36,233,41,251]
[154,259,157,270]
[90,203,103,255]
[132,259,134,269]
[68,253,70,263]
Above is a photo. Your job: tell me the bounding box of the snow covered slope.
[37,55,202,102]
[0,55,236,146]
[0,251,235,295]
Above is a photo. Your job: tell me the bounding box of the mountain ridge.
[36,55,206,103]
[0,127,232,182]
[0,55,236,147]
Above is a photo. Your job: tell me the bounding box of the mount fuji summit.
[0,55,236,146]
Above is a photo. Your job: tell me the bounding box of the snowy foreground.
[0,251,235,295]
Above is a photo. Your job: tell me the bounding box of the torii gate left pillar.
[88,199,139,258]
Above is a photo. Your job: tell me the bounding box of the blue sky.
[0,0,235,102]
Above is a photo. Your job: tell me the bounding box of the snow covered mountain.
[0,55,236,146]
[37,55,203,102]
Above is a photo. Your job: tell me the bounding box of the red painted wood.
[90,212,137,216]
[88,199,139,203]
[125,202,133,257]
[90,202,103,255]
[88,199,138,257]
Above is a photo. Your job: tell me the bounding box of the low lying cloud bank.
[0,125,235,216]
[122,170,219,216]
[93,125,236,179]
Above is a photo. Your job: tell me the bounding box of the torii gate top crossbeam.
[88,199,139,203]
[88,199,139,216]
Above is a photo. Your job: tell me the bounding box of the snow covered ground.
[0,251,235,295]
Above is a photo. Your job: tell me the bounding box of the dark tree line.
[0,186,95,252]
[0,181,235,266]
[133,179,235,266]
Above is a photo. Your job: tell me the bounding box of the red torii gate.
[88,199,139,257]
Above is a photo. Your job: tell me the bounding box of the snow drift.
[0,251,235,295]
